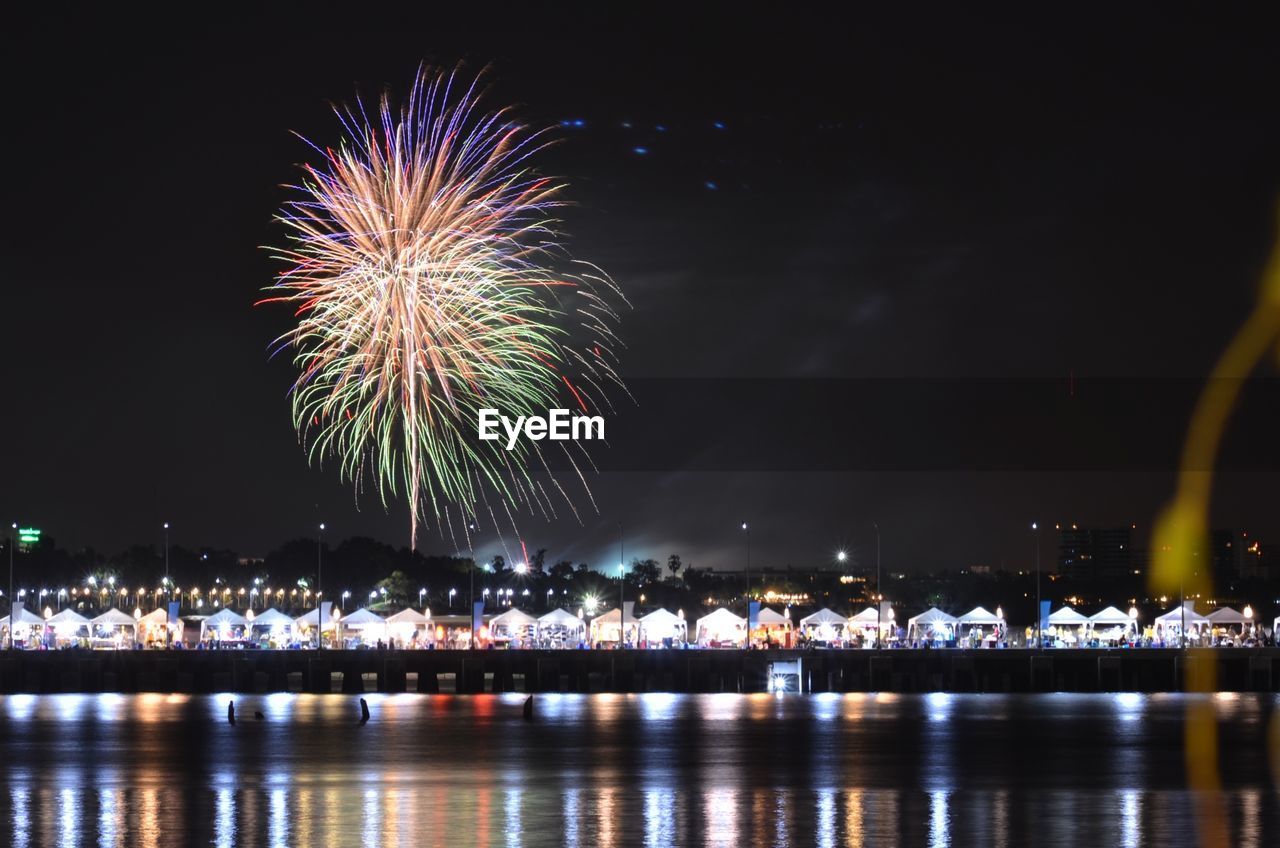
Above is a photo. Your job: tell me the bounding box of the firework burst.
[261,67,626,547]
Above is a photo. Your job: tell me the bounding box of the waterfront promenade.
[1,647,1277,695]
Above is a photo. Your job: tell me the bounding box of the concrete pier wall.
[0,648,1275,695]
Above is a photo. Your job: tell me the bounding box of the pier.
[0,648,1276,695]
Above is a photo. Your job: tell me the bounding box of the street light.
[1031,522,1041,650]
[419,588,426,609]
[316,522,325,650]
[618,520,626,645]
[163,522,170,583]
[873,522,882,648]
[449,588,456,609]
[7,522,15,651]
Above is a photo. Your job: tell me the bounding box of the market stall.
[538,608,587,648]
[200,607,249,645]
[957,606,1003,648]
[295,607,340,647]
[247,608,297,647]
[1205,607,1248,644]
[489,608,538,647]
[385,607,432,648]
[91,608,139,648]
[1087,606,1135,644]
[638,608,686,647]
[137,607,182,647]
[45,608,91,648]
[339,607,387,647]
[0,607,47,649]
[906,607,958,646]
[754,607,792,647]
[1154,602,1210,646]
[590,603,639,646]
[799,607,847,645]
[694,607,746,647]
[1047,606,1089,648]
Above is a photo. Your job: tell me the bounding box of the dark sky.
[3,6,1279,573]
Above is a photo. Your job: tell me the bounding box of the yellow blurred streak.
[1150,214,1280,848]
[1270,709,1280,789]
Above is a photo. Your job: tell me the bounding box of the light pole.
[1032,522,1041,650]
[467,522,476,649]
[741,521,750,627]
[874,521,882,648]
[7,522,15,651]
[317,522,325,650]
[618,521,625,645]
[163,522,170,583]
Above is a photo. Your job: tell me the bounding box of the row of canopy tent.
[906,606,1007,642]
[0,607,179,646]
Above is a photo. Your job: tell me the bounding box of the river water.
[0,692,1276,847]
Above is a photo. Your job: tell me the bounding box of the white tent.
[340,607,385,626]
[590,603,639,645]
[0,607,48,628]
[385,607,429,624]
[200,607,248,639]
[849,607,879,625]
[694,607,746,646]
[384,607,432,646]
[1048,607,1090,626]
[1089,606,1133,626]
[1154,602,1209,628]
[490,608,538,643]
[1206,607,1246,625]
[957,606,1002,625]
[638,608,687,643]
[137,607,182,644]
[0,607,47,648]
[250,608,296,627]
[907,607,958,641]
[139,607,167,626]
[45,608,90,631]
[338,607,387,645]
[908,608,957,628]
[538,608,587,647]
[755,607,790,628]
[295,607,339,632]
[93,608,139,628]
[799,607,846,628]
[246,608,296,642]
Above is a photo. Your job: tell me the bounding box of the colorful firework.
[261,67,626,547]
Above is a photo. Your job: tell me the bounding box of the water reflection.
[0,693,1273,847]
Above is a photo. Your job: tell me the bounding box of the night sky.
[4,7,1279,573]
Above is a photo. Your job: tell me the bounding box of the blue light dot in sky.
[655,124,667,132]
[620,121,633,129]
[633,146,649,155]
[713,121,726,129]
[705,181,718,190]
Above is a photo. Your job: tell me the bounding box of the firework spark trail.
[261,66,627,548]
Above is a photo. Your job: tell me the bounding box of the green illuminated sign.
[18,527,40,544]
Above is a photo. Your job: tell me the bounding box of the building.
[1056,525,1133,582]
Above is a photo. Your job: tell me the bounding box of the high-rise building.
[1056,525,1133,582]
